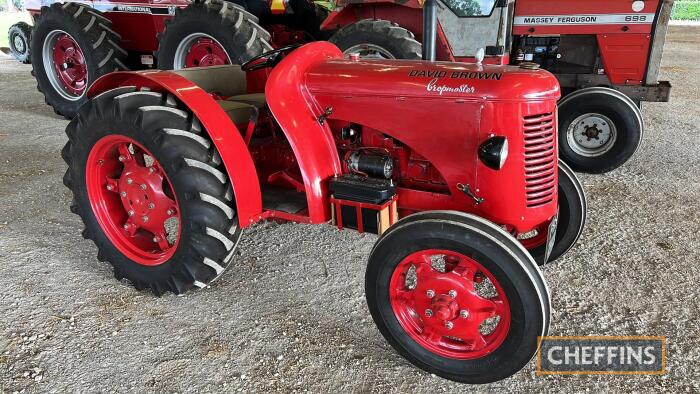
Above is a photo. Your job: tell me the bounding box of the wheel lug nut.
[460,310,469,318]
[128,210,134,216]
[118,155,126,162]
[140,184,147,190]
[142,216,149,223]
[123,224,129,230]
[126,178,133,184]
[426,290,435,298]
[149,167,155,173]
[445,321,453,330]
[425,309,433,317]
[148,203,155,209]
[166,209,174,216]
[120,191,127,197]
[106,185,114,191]
[448,290,457,298]
[153,236,159,242]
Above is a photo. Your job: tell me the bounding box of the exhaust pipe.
[422,0,437,61]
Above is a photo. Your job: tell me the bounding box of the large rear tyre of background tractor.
[30,3,128,119]
[366,212,550,383]
[521,160,587,265]
[558,87,643,174]
[329,19,422,60]
[155,0,272,69]
[62,87,242,295]
[8,22,32,64]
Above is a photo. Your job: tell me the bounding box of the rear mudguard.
[88,71,263,228]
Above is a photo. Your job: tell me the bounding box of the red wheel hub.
[86,135,181,266]
[184,38,229,68]
[389,250,511,359]
[52,33,87,96]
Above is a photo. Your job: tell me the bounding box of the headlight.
[478,136,508,170]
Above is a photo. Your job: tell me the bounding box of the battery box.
[329,175,398,234]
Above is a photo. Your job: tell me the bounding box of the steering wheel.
[241,44,302,72]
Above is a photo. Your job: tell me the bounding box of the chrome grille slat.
[523,111,556,208]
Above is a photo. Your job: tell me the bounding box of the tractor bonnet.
[305,59,561,102]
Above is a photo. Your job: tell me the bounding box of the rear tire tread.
[63,88,241,295]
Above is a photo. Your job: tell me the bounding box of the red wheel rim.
[184,37,229,67]
[389,250,511,359]
[86,135,181,266]
[52,33,87,96]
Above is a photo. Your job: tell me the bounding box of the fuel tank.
[305,58,561,102]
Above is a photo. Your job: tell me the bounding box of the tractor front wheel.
[558,87,643,174]
[8,22,32,64]
[62,87,241,295]
[366,212,550,383]
[329,19,422,60]
[155,0,272,69]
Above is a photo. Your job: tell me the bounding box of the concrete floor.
[0,26,698,393]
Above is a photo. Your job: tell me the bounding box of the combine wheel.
[366,212,550,383]
[8,22,32,63]
[156,0,272,69]
[558,87,643,173]
[62,87,241,295]
[31,3,127,118]
[329,19,422,60]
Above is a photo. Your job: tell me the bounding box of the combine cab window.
[441,0,497,17]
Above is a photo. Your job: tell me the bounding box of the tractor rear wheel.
[62,87,241,295]
[8,22,32,64]
[558,87,643,174]
[366,212,550,383]
[329,19,422,60]
[520,160,587,265]
[30,3,128,118]
[155,0,272,69]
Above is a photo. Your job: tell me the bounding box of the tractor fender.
[88,71,263,228]
[265,42,344,223]
[320,9,365,31]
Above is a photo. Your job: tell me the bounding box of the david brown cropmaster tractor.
[61,7,587,382]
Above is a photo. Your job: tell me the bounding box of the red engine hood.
[305,59,560,102]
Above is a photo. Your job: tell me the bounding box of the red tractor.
[24,0,328,118]
[61,4,588,378]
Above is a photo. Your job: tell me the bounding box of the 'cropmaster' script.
[426,78,475,95]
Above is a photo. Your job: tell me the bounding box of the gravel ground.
[0,26,699,393]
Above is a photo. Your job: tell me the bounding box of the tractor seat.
[216,93,267,125]
[227,93,266,108]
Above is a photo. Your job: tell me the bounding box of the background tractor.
[60,7,587,376]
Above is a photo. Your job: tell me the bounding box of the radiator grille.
[523,112,556,208]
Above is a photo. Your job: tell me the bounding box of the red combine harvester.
[61,10,587,379]
[25,0,672,174]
